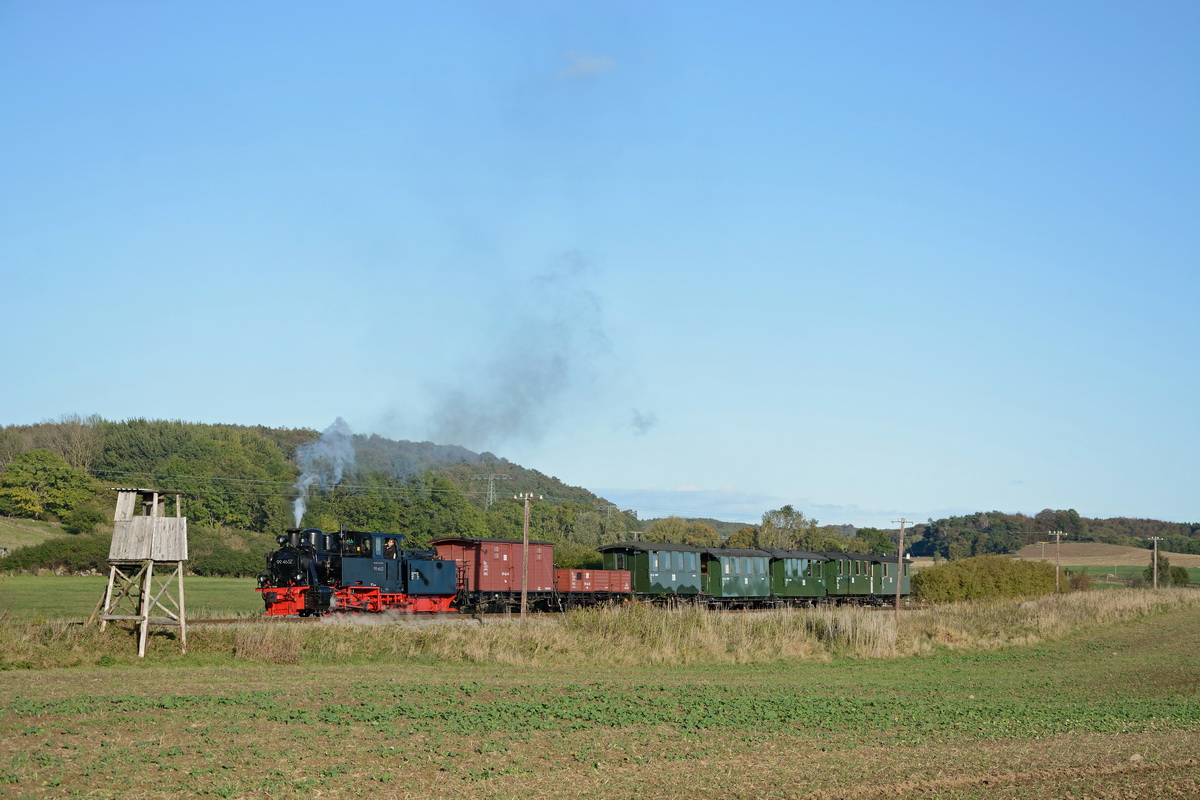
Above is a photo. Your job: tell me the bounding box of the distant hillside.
[0,417,636,554]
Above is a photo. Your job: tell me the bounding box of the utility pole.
[1146,537,1163,589]
[472,474,512,510]
[1047,530,1069,593]
[891,518,911,625]
[1037,541,1048,561]
[514,492,542,624]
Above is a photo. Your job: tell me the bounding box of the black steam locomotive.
[257,528,458,615]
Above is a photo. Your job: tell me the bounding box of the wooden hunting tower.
[92,488,188,657]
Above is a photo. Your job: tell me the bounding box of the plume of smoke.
[292,417,356,527]
[631,409,658,435]
[425,251,614,450]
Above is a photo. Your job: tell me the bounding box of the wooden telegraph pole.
[514,492,542,624]
[891,518,911,625]
[1146,536,1163,588]
[1047,530,1069,593]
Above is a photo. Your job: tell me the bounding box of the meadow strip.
[1,588,1198,670]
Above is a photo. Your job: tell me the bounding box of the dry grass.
[6,588,1198,670]
[905,588,1200,652]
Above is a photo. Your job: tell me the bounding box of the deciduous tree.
[0,448,97,520]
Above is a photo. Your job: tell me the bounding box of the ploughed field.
[2,594,1198,799]
[1012,541,1200,568]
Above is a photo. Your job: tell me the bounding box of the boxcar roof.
[431,536,555,546]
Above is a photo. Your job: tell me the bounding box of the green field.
[1,592,1199,799]
[2,606,1198,799]
[1078,565,1200,585]
[0,575,265,621]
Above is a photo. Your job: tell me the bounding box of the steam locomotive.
[256,528,458,615]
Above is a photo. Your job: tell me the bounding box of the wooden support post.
[138,560,153,658]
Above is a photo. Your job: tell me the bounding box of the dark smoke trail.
[425,250,614,449]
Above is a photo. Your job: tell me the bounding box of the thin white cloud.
[560,52,616,78]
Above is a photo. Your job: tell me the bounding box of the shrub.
[0,534,112,573]
[190,550,264,577]
[912,555,1056,602]
[62,505,108,535]
[1066,569,1092,592]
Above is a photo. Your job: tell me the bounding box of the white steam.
[292,417,356,527]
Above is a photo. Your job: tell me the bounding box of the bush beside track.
[911,555,1063,602]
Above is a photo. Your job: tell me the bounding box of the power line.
[471,474,512,509]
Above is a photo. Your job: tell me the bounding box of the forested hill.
[2,417,1197,560]
[0,417,633,551]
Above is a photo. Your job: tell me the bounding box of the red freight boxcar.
[554,568,632,594]
[432,537,557,612]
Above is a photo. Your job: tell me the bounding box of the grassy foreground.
[2,592,1199,799]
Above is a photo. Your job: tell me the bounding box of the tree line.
[3,417,1197,575]
[908,509,1200,559]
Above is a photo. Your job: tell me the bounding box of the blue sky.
[2,1,1197,528]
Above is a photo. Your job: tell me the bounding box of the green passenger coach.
[699,548,771,602]
[868,554,910,599]
[599,542,702,595]
[762,549,829,603]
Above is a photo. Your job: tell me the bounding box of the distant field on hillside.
[1013,542,1200,568]
[0,517,69,552]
